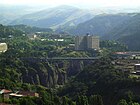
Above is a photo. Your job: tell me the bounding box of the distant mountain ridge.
[0,5,49,25]
[104,13,140,39]
[110,14,140,50]
[67,14,132,36]
[10,5,96,29]
[2,5,140,32]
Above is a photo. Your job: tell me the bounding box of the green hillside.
[118,33,140,51]
[0,24,23,39]
[104,14,140,50]
[104,14,140,39]
[67,14,132,36]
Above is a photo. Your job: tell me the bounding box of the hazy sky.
[1,0,140,8]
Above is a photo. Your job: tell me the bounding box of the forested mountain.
[103,13,140,50]
[104,13,140,39]
[67,14,132,36]
[10,5,95,29]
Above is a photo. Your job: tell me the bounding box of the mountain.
[0,15,10,25]
[3,5,140,32]
[0,5,45,25]
[109,14,140,50]
[103,13,139,39]
[96,13,140,51]
[67,14,132,36]
[10,5,95,29]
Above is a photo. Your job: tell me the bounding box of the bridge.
[21,57,100,62]
[114,52,140,56]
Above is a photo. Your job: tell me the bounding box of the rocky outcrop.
[20,59,94,88]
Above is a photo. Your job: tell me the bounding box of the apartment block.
[75,35,99,50]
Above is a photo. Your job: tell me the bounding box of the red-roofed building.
[0,89,12,100]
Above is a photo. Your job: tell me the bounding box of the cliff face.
[20,61,66,88]
[20,59,94,88]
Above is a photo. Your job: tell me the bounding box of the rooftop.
[0,89,12,94]
[135,64,140,66]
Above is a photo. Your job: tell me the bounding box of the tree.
[131,103,140,105]
[19,97,36,105]
[89,95,103,105]
[118,99,128,105]
[76,95,89,105]
[62,96,69,105]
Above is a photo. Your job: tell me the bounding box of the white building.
[0,43,8,52]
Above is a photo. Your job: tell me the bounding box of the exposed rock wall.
[20,59,94,88]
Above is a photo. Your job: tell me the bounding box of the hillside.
[0,24,24,39]
[58,58,140,105]
[103,14,140,50]
[10,5,95,29]
[68,14,132,36]
[104,13,140,39]
[118,33,140,51]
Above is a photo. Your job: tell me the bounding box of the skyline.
[1,0,140,8]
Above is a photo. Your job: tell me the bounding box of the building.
[9,91,39,98]
[17,91,39,97]
[134,64,140,71]
[0,89,12,100]
[75,34,99,50]
[0,43,7,52]
[132,64,140,75]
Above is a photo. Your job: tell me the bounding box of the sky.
[1,0,140,8]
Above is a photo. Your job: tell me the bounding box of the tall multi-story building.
[75,35,99,50]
